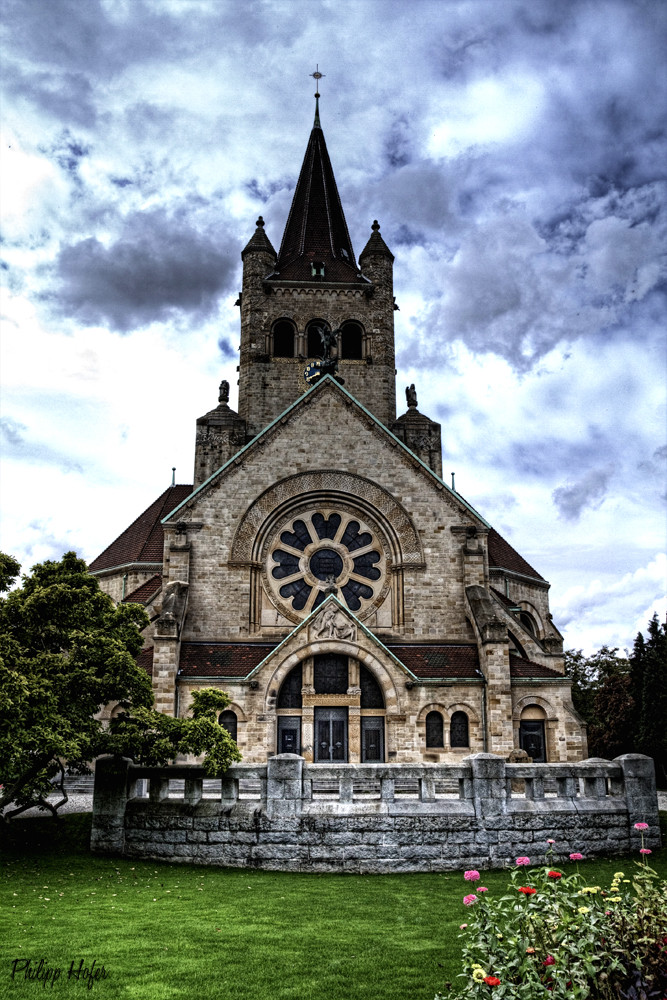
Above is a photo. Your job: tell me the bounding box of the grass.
[2,812,666,999]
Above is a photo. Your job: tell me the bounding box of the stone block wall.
[91,753,661,873]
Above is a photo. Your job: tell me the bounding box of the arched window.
[219,710,238,741]
[340,321,363,360]
[519,611,537,636]
[277,664,303,708]
[360,664,384,708]
[425,711,444,747]
[519,705,547,762]
[307,320,329,358]
[273,320,295,358]
[450,711,469,748]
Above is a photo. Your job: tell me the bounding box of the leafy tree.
[631,614,667,786]
[564,646,633,759]
[0,552,240,821]
[0,552,21,592]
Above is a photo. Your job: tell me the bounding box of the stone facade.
[91,753,662,872]
[91,100,588,769]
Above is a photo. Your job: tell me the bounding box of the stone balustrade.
[91,753,661,872]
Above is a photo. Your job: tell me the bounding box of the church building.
[90,92,587,766]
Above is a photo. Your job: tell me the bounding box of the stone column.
[467,752,507,821]
[266,754,304,820]
[90,756,131,855]
[481,625,514,756]
[301,707,314,763]
[616,754,661,849]
[349,705,361,763]
[152,625,180,716]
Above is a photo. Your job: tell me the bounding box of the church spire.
[269,83,360,285]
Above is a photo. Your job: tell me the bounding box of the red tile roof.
[89,485,193,572]
[179,643,278,677]
[387,645,480,678]
[123,574,162,605]
[269,120,362,285]
[509,656,563,679]
[137,646,154,677]
[488,528,545,582]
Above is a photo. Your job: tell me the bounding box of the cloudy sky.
[1,0,665,654]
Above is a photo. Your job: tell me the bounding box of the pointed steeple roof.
[359,220,394,263]
[269,101,362,284]
[241,216,276,259]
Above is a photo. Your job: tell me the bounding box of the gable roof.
[509,655,564,679]
[162,375,490,529]
[122,574,162,605]
[269,110,361,285]
[488,528,545,582]
[179,643,278,678]
[387,645,480,678]
[89,484,192,572]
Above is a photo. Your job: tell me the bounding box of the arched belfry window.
[340,321,363,360]
[219,710,238,741]
[307,320,330,358]
[425,711,444,747]
[450,711,469,748]
[272,320,295,358]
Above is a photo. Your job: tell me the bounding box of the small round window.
[266,509,386,619]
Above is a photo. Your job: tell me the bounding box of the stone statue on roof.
[219,380,230,404]
[406,384,418,408]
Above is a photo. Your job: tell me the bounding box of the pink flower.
[543,956,556,967]
[547,838,556,844]
[569,853,584,861]
[640,848,652,855]
[516,856,531,866]
[463,894,478,906]
[459,923,468,929]
[464,869,481,882]
[478,886,489,892]
[634,822,649,830]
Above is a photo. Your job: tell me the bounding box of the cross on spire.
[310,64,324,128]
[310,64,324,96]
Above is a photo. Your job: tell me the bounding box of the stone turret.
[391,382,443,477]
[193,379,247,487]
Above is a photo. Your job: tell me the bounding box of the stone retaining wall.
[90,753,661,873]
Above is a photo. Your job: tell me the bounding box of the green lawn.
[2,813,666,999]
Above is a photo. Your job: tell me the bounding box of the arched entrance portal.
[276,654,386,762]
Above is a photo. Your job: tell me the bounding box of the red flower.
[543,956,556,966]
[484,976,501,986]
[547,871,562,879]
[518,886,537,895]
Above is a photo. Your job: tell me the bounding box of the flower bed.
[438,827,667,999]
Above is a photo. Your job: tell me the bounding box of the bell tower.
[237,91,397,438]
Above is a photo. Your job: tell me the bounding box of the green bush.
[438,836,667,999]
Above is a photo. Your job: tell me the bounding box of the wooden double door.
[314,708,385,763]
[315,708,348,762]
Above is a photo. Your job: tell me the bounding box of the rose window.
[268,510,385,617]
